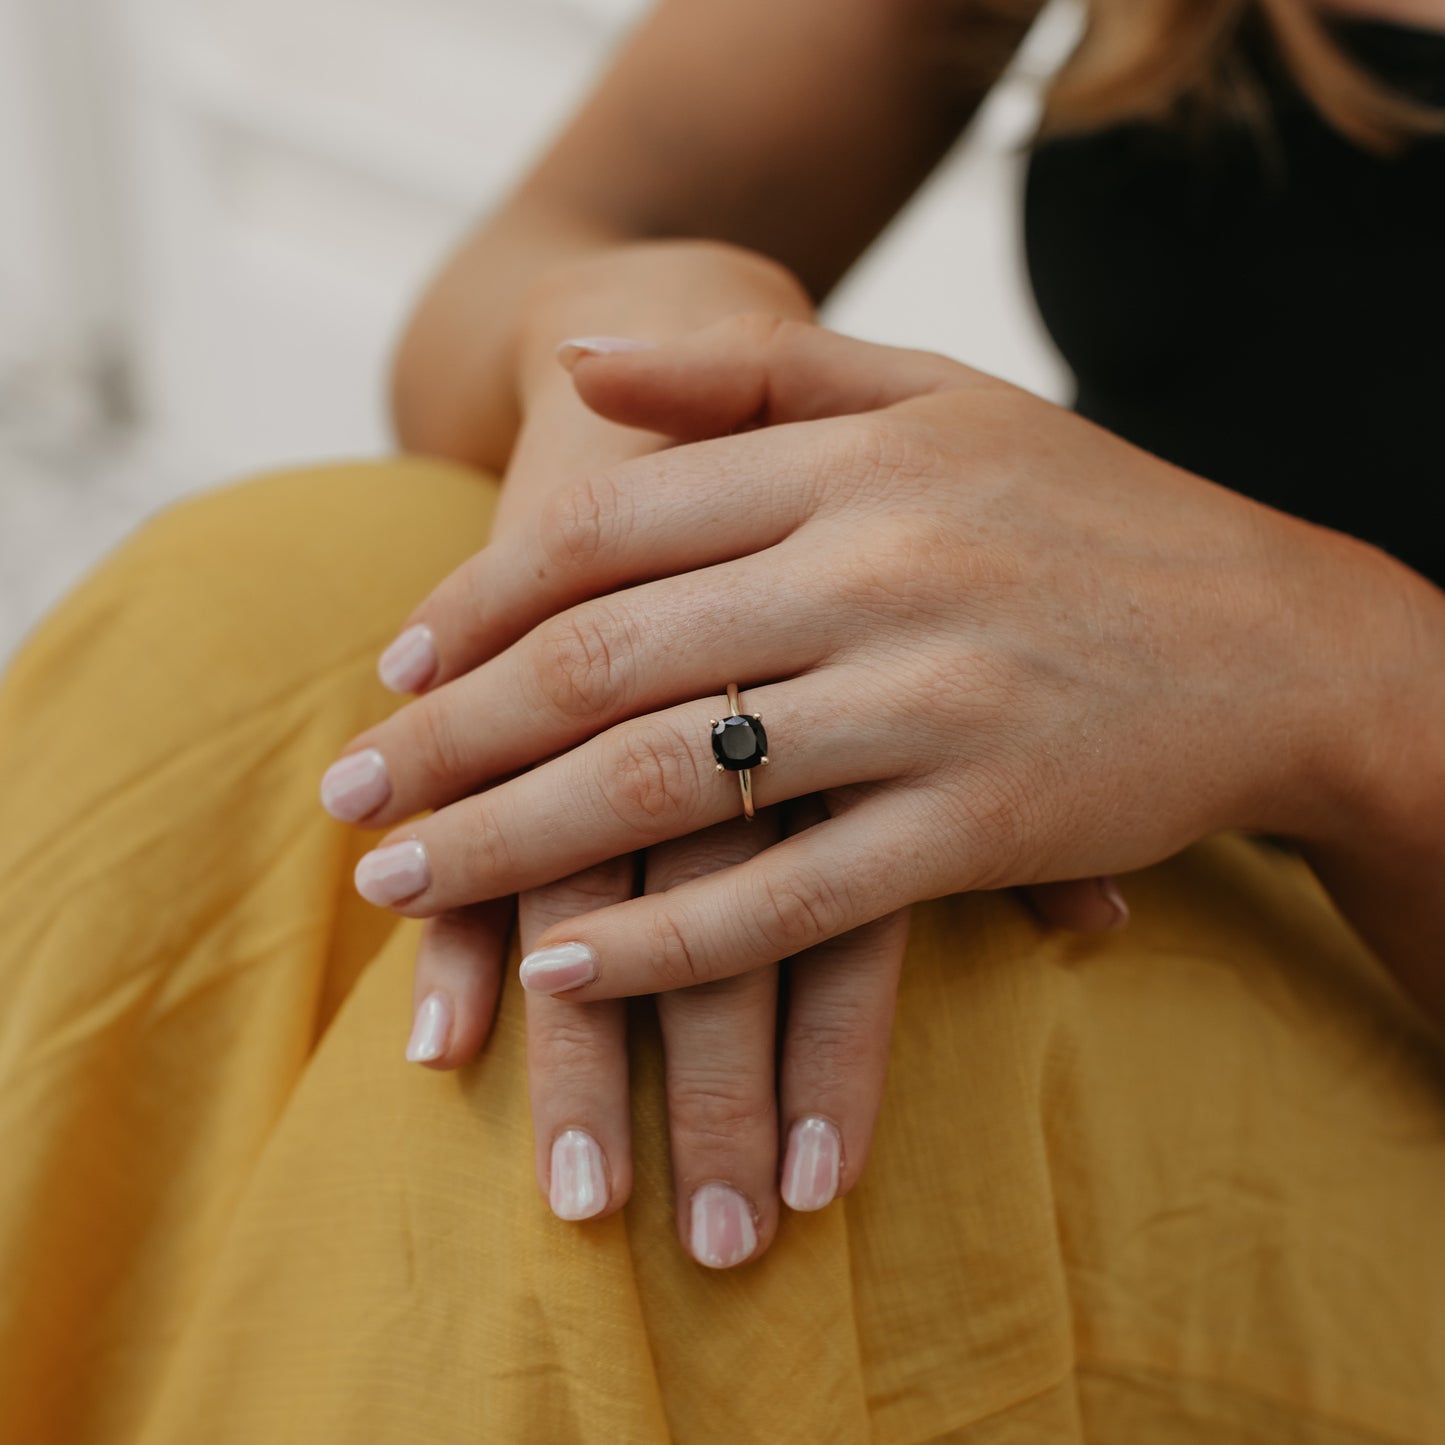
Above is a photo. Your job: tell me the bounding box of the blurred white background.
[0,0,1078,665]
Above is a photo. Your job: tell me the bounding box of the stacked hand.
[322,310,1365,1267]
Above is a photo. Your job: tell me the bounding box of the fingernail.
[405,991,451,1063]
[378,624,437,694]
[550,1129,609,1221]
[1098,876,1130,928]
[319,748,391,822]
[354,840,430,905]
[518,941,598,994]
[781,1116,841,1212]
[555,335,655,372]
[690,1183,757,1269]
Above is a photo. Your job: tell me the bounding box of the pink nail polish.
[378,624,437,694]
[319,748,391,822]
[354,840,430,905]
[781,1117,841,1212]
[405,991,451,1063]
[555,336,655,372]
[690,1183,757,1269]
[518,941,598,994]
[550,1129,609,1221]
[1098,877,1130,928]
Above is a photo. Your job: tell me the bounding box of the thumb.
[556,314,976,441]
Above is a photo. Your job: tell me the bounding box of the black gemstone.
[711,714,767,771]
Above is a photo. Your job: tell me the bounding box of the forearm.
[390,0,1037,467]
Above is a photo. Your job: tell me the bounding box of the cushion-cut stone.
[711,714,767,771]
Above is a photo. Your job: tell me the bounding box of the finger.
[371,421,827,698]
[327,545,832,828]
[648,810,783,1268]
[350,672,899,916]
[562,314,979,441]
[779,906,909,1211]
[405,898,515,1069]
[1021,877,1129,933]
[517,789,949,1002]
[522,854,636,1222]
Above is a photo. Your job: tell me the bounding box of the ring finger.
[351,671,898,918]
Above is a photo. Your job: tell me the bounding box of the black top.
[1024,19,1445,585]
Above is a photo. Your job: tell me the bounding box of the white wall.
[0,0,1079,661]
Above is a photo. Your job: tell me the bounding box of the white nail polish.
[405,991,451,1063]
[781,1117,841,1212]
[378,624,437,694]
[690,1183,757,1268]
[354,840,430,906]
[550,1129,608,1221]
[319,747,390,822]
[555,335,654,368]
[519,941,598,994]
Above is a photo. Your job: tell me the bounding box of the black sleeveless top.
[1023,19,1445,586]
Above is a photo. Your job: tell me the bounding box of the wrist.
[1291,529,1445,863]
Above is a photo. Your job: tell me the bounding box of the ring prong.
[760,756,769,765]
[715,763,725,772]
[708,719,718,727]
[753,713,762,720]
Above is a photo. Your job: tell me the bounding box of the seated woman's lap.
[0,460,1439,1445]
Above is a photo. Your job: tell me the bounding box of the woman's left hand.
[343,315,1386,1003]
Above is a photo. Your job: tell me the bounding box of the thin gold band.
[726,684,755,820]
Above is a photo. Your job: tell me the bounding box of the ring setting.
[710,683,768,820]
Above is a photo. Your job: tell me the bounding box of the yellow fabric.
[0,460,1442,1444]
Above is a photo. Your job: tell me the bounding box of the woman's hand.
[336,246,932,1265]
[339,316,1434,1017]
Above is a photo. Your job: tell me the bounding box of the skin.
[325,0,1445,1266]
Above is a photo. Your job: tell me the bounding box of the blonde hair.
[1043,0,1445,153]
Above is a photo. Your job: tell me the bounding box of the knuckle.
[524,859,633,926]
[456,797,517,888]
[646,910,708,990]
[828,511,965,615]
[605,725,699,835]
[667,1069,775,1146]
[729,309,793,351]
[538,471,626,572]
[788,1005,873,1080]
[756,868,847,956]
[406,696,470,787]
[529,1009,615,1076]
[532,606,631,722]
[648,833,761,891]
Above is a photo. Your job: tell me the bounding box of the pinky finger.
[1020,877,1129,934]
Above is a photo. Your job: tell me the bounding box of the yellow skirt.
[1,460,1442,1444]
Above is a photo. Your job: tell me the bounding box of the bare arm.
[391,0,1040,468]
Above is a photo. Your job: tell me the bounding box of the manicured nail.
[550,1129,609,1221]
[405,991,451,1063]
[319,748,391,822]
[690,1183,757,1269]
[781,1117,841,1212]
[354,840,430,905]
[555,336,655,371]
[1098,876,1130,928]
[378,624,437,694]
[518,941,598,994]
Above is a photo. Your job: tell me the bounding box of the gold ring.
[708,683,768,820]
